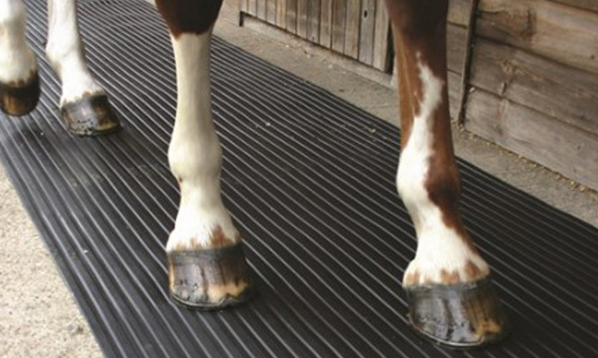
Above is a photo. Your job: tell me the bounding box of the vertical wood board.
[344,0,361,59]
[358,0,376,65]
[296,0,309,37]
[307,0,321,42]
[331,0,347,53]
[372,0,390,71]
[319,0,334,48]
[247,0,257,15]
[266,0,277,24]
[286,0,298,33]
[277,0,287,28]
[257,0,267,20]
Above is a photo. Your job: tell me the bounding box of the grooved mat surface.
[2,0,598,357]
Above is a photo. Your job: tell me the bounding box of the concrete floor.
[1,2,596,357]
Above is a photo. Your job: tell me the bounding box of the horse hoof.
[61,93,120,136]
[405,277,510,348]
[168,242,255,310]
[0,72,40,116]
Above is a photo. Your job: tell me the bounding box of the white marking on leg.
[397,60,488,287]
[45,0,103,105]
[166,31,239,253]
[0,0,37,84]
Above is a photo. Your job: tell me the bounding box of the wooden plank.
[358,0,376,64]
[331,0,347,53]
[344,0,361,59]
[266,0,277,24]
[276,0,287,28]
[257,0,267,20]
[470,38,598,136]
[549,0,598,13]
[372,0,390,71]
[286,0,297,33]
[447,23,467,75]
[477,0,598,75]
[448,71,462,119]
[448,0,472,26]
[297,0,308,38]
[320,0,334,48]
[307,0,321,42]
[247,0,257,16]
[465,90,598,190]
[454,0,478,126]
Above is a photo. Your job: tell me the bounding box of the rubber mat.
[2,0,598,357]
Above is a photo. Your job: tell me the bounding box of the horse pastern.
[403,258,489,287]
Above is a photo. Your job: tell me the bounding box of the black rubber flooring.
[2,0,598,357]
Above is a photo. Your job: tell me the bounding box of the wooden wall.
[240,0,476,118]
[240,0,393,70]
[445,0,474,119]
[239,0,598,191]
[463,0,598,190]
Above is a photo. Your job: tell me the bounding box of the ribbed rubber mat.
[2,0,598,357]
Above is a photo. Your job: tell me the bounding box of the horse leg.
[0,0,40,116]
[155,0,254,309]
[384,0,509,347]
[45,0,119,135]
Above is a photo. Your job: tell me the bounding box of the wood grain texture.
[372,0,390,71]
[247,0,257,15]
[331,0,347,53]
[447,24,468,75]
[548,0,598,12]
[307,0,321,42]
[344,0,361,59]
[266,0,277,24]
[286,0,297,33]
[296,0,308,37]
[447,71,462,119]
[257,0,267,19]
[477,0,598,75]
[448,0,472,26]
[319,0,334,47]
[454,0,479,126]
[276,0,287,27]
[358,0,376,64]
[470,38,598,136]
[465,90,598,190]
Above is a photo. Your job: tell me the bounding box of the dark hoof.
[61,93,120,136]
[0,72,40,116]
[406,277,510,348]
[168,243,255,310]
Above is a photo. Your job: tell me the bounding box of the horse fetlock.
[0,0,39,116]
[0,69,39,116]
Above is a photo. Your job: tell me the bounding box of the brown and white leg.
[155,0,254,309]
[385,0,509,347]
[0,0,40,116]
[45,0,119,135]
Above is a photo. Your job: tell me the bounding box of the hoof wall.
[61,94,120,136]
[0,73,40,116]
[406,277,510,348]
[168,243,255,311]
